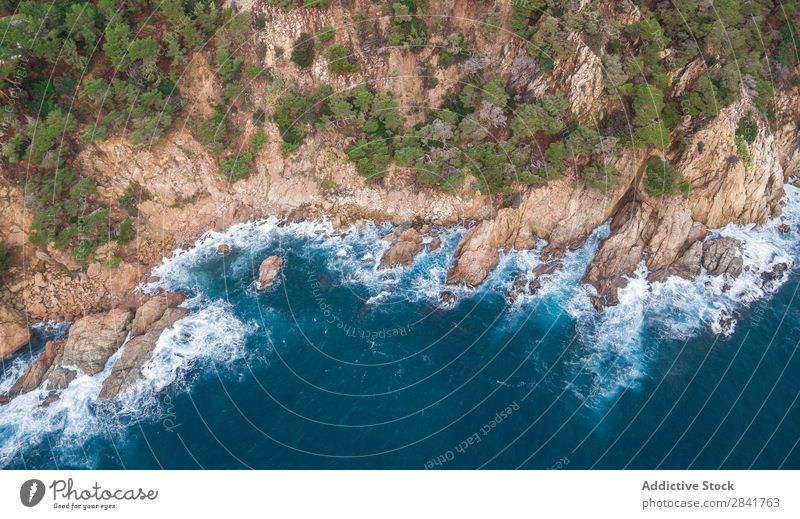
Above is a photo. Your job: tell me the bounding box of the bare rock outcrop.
[6,340,64,397]
[379,228,424,268]
[771,86,800,177]
[678,99,784,228]
[448,149,646,286]
[131,293,186,336]
[584,195,707,308]
[0,304,29,362]
[98,307,189,399]
[44,308,132,390]
[701,238,744,277]
[257,255,283,289]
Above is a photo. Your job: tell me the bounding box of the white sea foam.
[3,186,798,461]
[557,184,800,404]
[0,296,252,467]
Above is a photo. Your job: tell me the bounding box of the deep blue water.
[2,188,800,469]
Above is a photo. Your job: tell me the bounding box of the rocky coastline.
[1,0,799,407]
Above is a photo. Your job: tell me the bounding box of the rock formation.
[257,255,283,290]
[6,340,64,397]
[43,308,133,390]
[99,307,188,399]
[379,228,424,268]
[1,292,188,403]
[0,304,29,362]
[701,238,744,277]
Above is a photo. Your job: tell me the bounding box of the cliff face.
[680,99,784,228]
[448,92,794,304]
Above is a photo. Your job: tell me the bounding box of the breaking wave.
[1,184,798,465]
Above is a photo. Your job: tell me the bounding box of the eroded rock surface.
[7,340,64,396]
[702,238,744,277]
[379,228,424,268]
[257,255,283,290]
[99,307,189,399]
[43,308,132,390]
[0,304,30,362]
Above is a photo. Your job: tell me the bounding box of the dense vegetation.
[1,0,798,267]
[0,0,258,265]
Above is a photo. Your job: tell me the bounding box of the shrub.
[735,135,753,169]
[119,181,152,216]
[736,117,757,144]
[680,76,721,118]
[565,125,600,157]
[291,33,315,68]
[580,163,621,193]
[317,26,335,42]
[323,44,360,73]
[388,2,428,52]
[644,156,691,197]
[250,128,268,153]
[511,94,569,138]
[220,152,254,181]
[196,106,233,153]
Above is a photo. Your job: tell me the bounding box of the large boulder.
[98,307,189,399]
[6,340,64,396]
[257,255,283,290]
[702,238,744,277]
[0,304,29,361]
[44,308,132,389]
[379,228,424,268]
[130,292,186,336]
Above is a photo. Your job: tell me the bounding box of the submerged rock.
[0,304,30,362]
[216,243,231,255]
[760,262,789,290]
[702,238,744,277]
[438,290,456,308]
[379,228,423,268]
[508,274,537,304]
[717,309,736,335]
[257,255,283,290]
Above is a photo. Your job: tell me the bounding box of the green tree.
[291,33,315,68]
[644,156,690,197]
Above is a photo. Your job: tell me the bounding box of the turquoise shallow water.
[2,187,800,469]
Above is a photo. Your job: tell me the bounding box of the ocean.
[2,186,799,469]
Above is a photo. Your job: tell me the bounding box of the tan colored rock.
[448,149,646,286]
[564,34,605,121]
[771,86,800,176]
[99,307,189,399]
[7,340,64,396]
[130,293,186,336]
[678,99,784,228]
[447,209,521,285]
[428,233,442,251]
[257,255,283,290]
[379,228,424,268]
[46,308,132,385]
[584,195,707,307]
[0,304,29,361]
